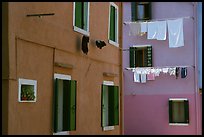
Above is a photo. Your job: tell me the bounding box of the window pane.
[131,2,136,21]
[102,85,109,127]
[172,101,185,123]
[129,47,136,68]
[83,2,88,31]
[137,5,145,20]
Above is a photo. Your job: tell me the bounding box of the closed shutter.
[129,47,136,68]
[75,2,83,28]
[110,6,115,41]
[131,2,136,21]
[146,46,152,67]
[184,100,189,123]
[108,86,119,126]
[101,85,108,127]
[68,80,77,131]
[169,100,173,123]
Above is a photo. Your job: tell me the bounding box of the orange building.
[2,2,123,135]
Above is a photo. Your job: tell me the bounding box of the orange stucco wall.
[4,2,123,135]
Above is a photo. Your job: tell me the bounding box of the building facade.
[122,2,202,135]
[2,2,123,135]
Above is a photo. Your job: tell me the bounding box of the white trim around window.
[73,2,90,36]
[18,78,37,102]
[108,2,119,47]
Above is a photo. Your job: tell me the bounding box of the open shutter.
[169,100,173,123]
[131,2,136,21]
[129,47,136,68]
[146,46,152,67]
[68,80,77,131]
[75,2,83,28]
[108,86,119,126]
[53,78,59,133]
[110,6,115,41]
[184,100,189,123]
[101,85,108,127]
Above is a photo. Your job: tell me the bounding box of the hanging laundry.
[140,73,147,83]
[176,67,180,79]
[167,18,184,48]
[147,21,158,39]
[168,67,176,76]
[128,22,141,36]
[181,67,187,78]
[134,71,141,83]
[147,73,155,81]
[140,22,148,36]
[162,68,169,74]
[156,21,167,40]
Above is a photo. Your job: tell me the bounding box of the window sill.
[74,26,90,36]
[103,126,115,131]
[108,40,119,47]
[169,123,189,126]
[53,131,69,135]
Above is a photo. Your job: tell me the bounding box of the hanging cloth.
[147,21,158,39]
[134,72,141,83]
[167,18,184,48]
[181,67,187,78]
[140,73,147,83]
[147,73,155,81]
[156,20,167,40]
[129,22,141,36]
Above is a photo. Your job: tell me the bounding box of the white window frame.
[168,98,189,126]
[102,80,115,131]
[53,73,71,135]
[108,2,119,47]
[18,78,37,103]
[73,2,90,36]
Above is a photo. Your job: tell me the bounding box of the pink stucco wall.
[122,2,202,135]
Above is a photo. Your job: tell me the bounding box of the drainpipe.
[193,2,200,135]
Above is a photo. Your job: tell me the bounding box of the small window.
[129,46,152,68]
[73,2,90,36]
[131,2,151,21]
[109,2,119,47]
[53,74,77,134]
[101,81,119,131]
[18,78,37,102]
[169,98,189,125]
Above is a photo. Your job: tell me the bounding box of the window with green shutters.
[129,46,152,68]
[53,78,77,133]
[109,2,119,46]
[74,2,89,36]
[169,99,189,125]
[131,2,151,21]
[101,84,119,128]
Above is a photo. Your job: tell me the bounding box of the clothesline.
[123,16,194,25]
[125,65,195,70]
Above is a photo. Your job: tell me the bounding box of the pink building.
[122,2,202,135]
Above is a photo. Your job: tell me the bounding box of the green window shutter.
[62,80,69,131]
[101,85,108,127]
[108,86,119,126]
[131,2,136,21]
[146,46,152,67]
[75,2,83,29]
[169,100,173,123]
[53,78,59,133]
[129,47,136,68]
[109,6,115,41]
[184,100,189,123]
[83,2,88,31]
[68,80,77,131]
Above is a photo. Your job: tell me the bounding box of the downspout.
[192,2,199,135]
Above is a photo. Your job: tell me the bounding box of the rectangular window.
[131,2,151,21]
[18,78,37,102]
[129,46,152,68]
[169,98,189,125]
[101,81,119,131]
[109,2,119,47]
[53,74,77,133]
[73,2,89,36]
